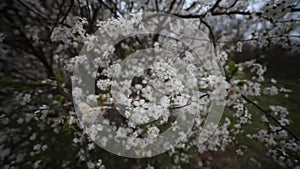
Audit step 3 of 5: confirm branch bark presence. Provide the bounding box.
[241,95,300,142]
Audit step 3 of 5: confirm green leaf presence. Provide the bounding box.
[54,73,63,83]
[54,94,65,103]
[225,60,238,81]
[0,76,13,88]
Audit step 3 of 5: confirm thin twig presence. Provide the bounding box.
[17,0,49,20]
[201,19,217,49]
[209,0,222,13]
[241,94,300,142]
[168,93,209,110]
[60,0,74,24]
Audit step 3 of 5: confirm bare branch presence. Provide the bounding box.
[291,8,300,12]
[209,0,222,13]
[201,19,217,49]
[17,0,50,20]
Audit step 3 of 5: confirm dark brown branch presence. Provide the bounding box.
[174,11,255,18]
[107,0,123,17]
[155,0,159,12]
[60,0,74,24]
[228,0,238,8]
[168,94,209,110]
[85,0,92,23]
[176,7,299,19]
[291,8,300,12]
[201,19,217,49]
[168,0,177,13]
[241,95,300,142]
[48,0,66,38]
[209,0,222,13]
[3,12,54,77]
[185,2,197,11]
[16,0,50,20]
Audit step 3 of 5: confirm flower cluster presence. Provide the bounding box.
[1,0,299,168]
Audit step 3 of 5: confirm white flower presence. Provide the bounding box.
[20,93,31,106]
[199,75,230,104]
[236,42,243,52]
[263,86,278,96]
[50,26,72,42]
[145,164,154,169]
[160,96,170,108]
[133,99,146,107]
[129,111,150,124]
[270,78,277,84]
[0,32,5,43]
[106,63,121,77]
[172,95,189,107]
[97,79,111,90]
[236,148,244,156]
[147,126,160,138]
[148,105,163,120]
[278,117,289,126]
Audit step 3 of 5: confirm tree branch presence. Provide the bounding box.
[201,19,217,49]
[17,0,50,20]
[209,0,222,13]
[291,8,300,12]
[241,95,300,142]
[168,94,209,110]
[60,0,74,24]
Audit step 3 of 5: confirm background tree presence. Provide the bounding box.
[0,0,299,169]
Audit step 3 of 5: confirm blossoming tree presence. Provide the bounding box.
[0,0,299,168]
